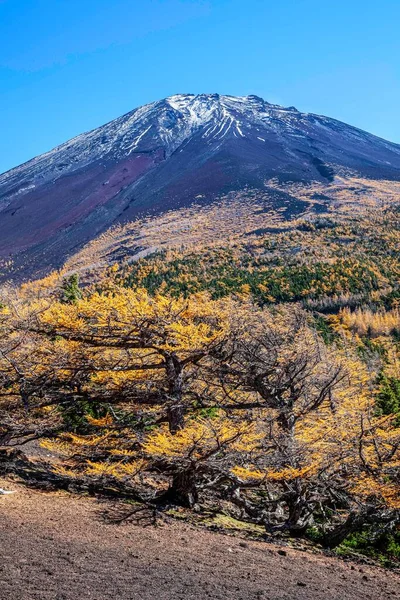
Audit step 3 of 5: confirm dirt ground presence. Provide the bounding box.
[0,478,399,600]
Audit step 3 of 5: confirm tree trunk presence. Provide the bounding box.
[165,353,185,434]
[167,404,185,434]
[169,469,198,508]
[322,507,374,548]
[286,503,310,535]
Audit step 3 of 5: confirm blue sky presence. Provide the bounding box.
[1,0,399,174]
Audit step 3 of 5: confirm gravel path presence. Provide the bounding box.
[0,478,399,600]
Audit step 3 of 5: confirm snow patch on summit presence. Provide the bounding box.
[2,92,400,200]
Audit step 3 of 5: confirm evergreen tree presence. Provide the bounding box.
[376,374,400,417]
[60,274,82,304]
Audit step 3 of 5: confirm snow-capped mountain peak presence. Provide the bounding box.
[0,93,308,190]
[1,93,400,282]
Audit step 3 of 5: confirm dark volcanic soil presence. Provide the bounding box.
[3,93,400,283]
[0,478,399,600]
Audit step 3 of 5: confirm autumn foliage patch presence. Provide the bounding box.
[0,274,399,554]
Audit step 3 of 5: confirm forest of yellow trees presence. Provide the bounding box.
[1,256,399,563]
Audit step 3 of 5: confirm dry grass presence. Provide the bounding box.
[63,175,400,282]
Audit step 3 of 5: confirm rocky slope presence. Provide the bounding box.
[1,93,400,280]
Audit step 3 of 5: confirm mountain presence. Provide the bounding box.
[1,93,400,281]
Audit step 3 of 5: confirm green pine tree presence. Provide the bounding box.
[60,274,82,304]
[376,373,400,420]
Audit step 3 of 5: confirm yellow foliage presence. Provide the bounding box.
[143,417,262,459]
[86,414,114,427]
[85,459,146,479]
[231,466,265,481]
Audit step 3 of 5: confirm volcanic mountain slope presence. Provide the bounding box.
[1,93,400,280]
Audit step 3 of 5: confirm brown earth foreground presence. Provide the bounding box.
[0,478,399,600]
